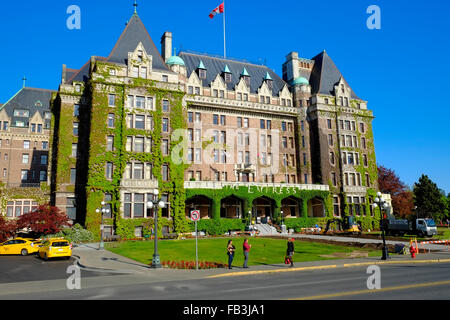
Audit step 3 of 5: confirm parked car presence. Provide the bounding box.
[38,239,72,261]
[0,238,41,256]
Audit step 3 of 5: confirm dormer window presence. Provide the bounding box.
[264,72,273,91]
[197,60,207,80]
[241,68,250,87]
[137,50,143,63]
[223,65,232,83]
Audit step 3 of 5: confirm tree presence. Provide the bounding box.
[377,165,414,218]
[0,215,17,242]
[16,205,71,237]
[413,175,446,222]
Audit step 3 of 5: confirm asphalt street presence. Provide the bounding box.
[1,255,449,300]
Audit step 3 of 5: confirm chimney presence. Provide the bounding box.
[161,31,173,63]
[284,52,300,83]
[62,64,67,84]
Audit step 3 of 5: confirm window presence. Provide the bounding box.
[330,152,335,165]
[194,129,201,142]
[281,122,287,132]
[106,162,114,180]
[363,154,368,167]
[260,119,265,129]
[162,100,170,112]
[237,117,242,128]
[135,115,145,129]
[162,118,169,132]
[40,155,48,165]
[133,163,144,180]
[360,123,365,133]
[71,144,77,157]
[74,104,80,117]
[243,118,249,128]
[188,112,193,123]
[135,96,146,109]
[106,136,114,151]
[134,194,145,218]
[134,137,144,153]
[267,120,272,130]
[107,114,115,128]
[140,67,147,79]
[3,121,8,131]
[195,148,202,162]
[282,137,287,148]
[24,140,30,149]
[108,94,116,107]
[42,141,49,150]
[22,154,29,164]
[327,119,332,129]
[124,193,132,218]
[162,165,169,181]
[162,75,168,82]
[198,69,206,79]
[70,169,76,184]
[213,114,219,125]
[331,172,337,186]
[220,115,226,126]
[361,137,366,149]
[195,113,201,123]
[162,139,169,156]
[328,134,333,146]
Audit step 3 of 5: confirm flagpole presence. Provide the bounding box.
[223,1,227,59]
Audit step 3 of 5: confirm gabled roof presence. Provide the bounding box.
[309,51,360,100]
[106,14,169,71]
[179,52,287,96]
[0,87,54,127]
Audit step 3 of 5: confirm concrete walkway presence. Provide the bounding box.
[72,240,450,281]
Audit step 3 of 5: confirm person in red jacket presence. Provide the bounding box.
[243,239,251,269]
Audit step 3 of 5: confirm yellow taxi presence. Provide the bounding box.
[38,238,72,261]
[0,238,41,256]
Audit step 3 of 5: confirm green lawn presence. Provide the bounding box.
[106,237,379,267]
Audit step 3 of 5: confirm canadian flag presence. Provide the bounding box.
[209,2,225,19]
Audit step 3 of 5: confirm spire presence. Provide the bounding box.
[133,0,138,15]
[22,76,27,88]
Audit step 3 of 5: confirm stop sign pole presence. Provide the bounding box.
[191,210,200,270]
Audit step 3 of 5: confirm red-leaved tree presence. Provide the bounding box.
[378,165,414,218]
[16,205,71,236]
[0,215,17,242]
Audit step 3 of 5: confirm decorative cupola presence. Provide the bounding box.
[197,60,207,80]
[166,51,186,76]
[264,72,273,91]
[240,67,250,87]
[222,65,232,83]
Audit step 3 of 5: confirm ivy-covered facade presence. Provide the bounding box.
[48,11,384,238]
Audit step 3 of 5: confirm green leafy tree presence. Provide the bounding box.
[413,175,446,222]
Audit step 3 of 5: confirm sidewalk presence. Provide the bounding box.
[72,242,450,280]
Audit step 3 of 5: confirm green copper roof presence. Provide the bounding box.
[223,65,231,73]
[241,67,250,76]
[166,55,185,66]
[198,60,206,69]
[264,72,273,81]
[292,76,309,86]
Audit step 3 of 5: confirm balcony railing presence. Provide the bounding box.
[184,180,329,192]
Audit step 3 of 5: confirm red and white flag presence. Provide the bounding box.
[209,2,224,19]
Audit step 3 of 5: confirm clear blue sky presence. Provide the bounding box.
[1,0,449,193]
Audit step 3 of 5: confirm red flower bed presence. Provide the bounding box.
[157,260,227,269]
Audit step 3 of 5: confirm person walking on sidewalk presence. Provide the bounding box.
[243,239,251,269]
[227,240,236,269]
[286,238,295,267]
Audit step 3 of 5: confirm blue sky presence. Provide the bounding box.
[1,0,449,193]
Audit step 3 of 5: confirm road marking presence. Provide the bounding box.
[206,265,338,278]
[293,279,450,300]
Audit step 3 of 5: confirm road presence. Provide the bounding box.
[1,255,450,301]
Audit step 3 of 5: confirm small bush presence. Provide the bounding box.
[190,219,246,236]
[50,224,94,243]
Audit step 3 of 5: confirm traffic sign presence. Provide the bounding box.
[190,210,200,222]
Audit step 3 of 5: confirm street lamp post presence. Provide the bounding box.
[374,192,389,260]
[147,189,166,269]
[96,201,110,250]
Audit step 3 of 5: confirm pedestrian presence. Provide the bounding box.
[243,239,251,269]
[227,240,235,269]
[447,218,450,229]
[286,238,295,267]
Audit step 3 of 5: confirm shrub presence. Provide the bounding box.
[191,219,246,236]
[0,215,17,242]
[17,204,70,237]
[50,224,94,243]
